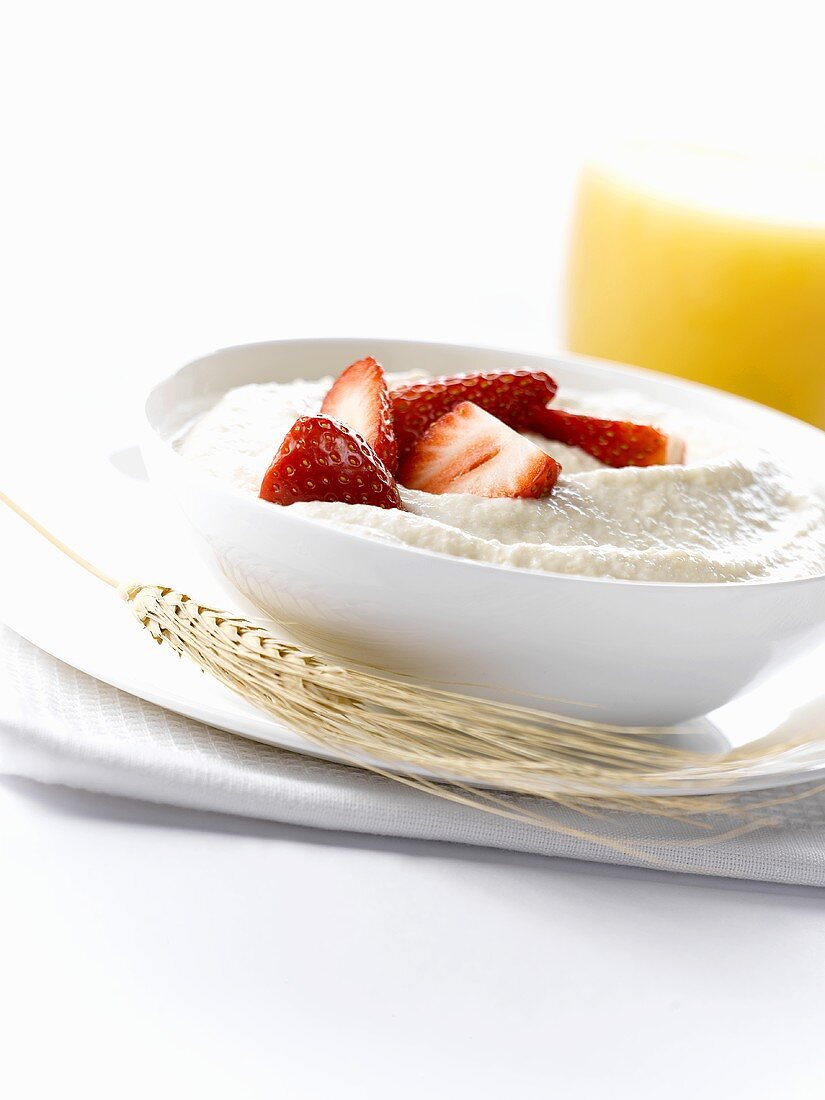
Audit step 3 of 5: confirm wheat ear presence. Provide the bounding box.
[3,487,822,867]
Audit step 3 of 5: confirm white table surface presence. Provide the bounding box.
[4,4,825,1095]
[3,776,825,1099]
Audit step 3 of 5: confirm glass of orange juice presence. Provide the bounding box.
[563,143,825,429]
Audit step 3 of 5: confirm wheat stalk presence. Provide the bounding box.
[121,582,704,792]
[3,487,823,866]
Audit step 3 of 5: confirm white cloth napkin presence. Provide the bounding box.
[3,624,825,886]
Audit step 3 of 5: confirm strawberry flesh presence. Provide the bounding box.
[260,415,402,509]
[528,407,685,468]
[321,357,398,472]
[391,370,558,457]
[399,401,561,498]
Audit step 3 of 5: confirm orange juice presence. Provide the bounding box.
[564,145,825,428]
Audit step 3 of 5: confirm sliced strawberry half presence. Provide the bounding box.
[260,415,402,509]
[527,407,685,468]
[398,401,561,499]
[390,369,558,457]
[321,357,398,472]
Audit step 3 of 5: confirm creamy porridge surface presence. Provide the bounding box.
[178,375,825,583]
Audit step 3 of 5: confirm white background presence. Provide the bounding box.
[3,2,825,1097]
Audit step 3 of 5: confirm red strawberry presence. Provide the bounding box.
[260,415,402,509]
[527,407,685,468]
[399,401,561,498]
[390,370,558,457]
[321,357,398,472]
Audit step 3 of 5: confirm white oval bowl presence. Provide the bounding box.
[143,337,825,727]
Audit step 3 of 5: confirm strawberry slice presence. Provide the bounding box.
[398,401,561,498]
[528,407,685,468]
[321,357,398,472]
[260,415,402,509]
[390,369,558,457]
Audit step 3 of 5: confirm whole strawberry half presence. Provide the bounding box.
[390,370,558,457]
[527,407,685,468]
[399,401,561,499]
[321,356,398,472]
[260,415,402,509]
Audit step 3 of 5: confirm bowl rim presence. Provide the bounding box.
[144,334,825,593]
